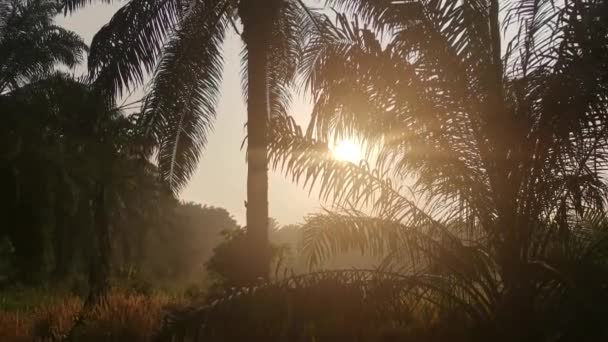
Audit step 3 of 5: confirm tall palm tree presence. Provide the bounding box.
[61,0,319,281]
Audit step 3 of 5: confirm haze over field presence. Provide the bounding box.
[4,0,608,340]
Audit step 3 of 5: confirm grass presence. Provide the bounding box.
[0,288,184,341]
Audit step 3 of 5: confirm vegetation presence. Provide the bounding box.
[62,0,322,282]
[162,0,608,341]
[1,0,608,340]
[0,288,179,341]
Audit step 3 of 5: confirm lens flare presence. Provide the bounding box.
[332,140,362,163]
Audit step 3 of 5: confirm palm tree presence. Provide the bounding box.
[61,0,319,282]
[267,0,608,339]
[0,0,87,282]
[157,0,608,340]
[0,0,87,195]
[2,74,175,302]
[0,0,87,93]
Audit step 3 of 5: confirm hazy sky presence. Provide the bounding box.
[56,4,321,226]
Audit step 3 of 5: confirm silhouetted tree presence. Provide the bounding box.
[265,0,608,340]
[159,0,608,340]
[0,0,87,93]
[141,203,239,282]
[0,72,170,294]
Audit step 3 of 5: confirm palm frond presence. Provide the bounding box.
[266,0,314,117]
[238,0,317,118]
[88,0,186,97]
[0,0,87,92]
[300,209,411,269]
[269,116,460,231]
[140,1,229,192]
[60,0,114,13]
[326,0,423,31]
[157,269,440,342]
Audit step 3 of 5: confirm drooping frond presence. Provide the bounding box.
[157,269,443,341]
[301,13,496,220]
[140,0,229,192]
[87,0,184,97]
[60,0,114,13]
[300,209,424,269]
[238,0,318,118]
[285,2,608,283]
[325,0,423,31]
[267,0,321,117]
[298,209,503,321]
[269,116,454,226]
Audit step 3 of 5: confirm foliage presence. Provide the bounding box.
[60,0,323,285]
[206,220,292,295]
[0,11,238,288]
[137,203,240,284]
[0,0,87,93]
[58,0,317,193]
[0,0,88,284]
[0,72,168,286]
[158,269,470,341]
[161,0,608,340]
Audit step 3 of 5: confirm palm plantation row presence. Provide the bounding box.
[3,0,608,340]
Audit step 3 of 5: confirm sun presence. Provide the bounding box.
[332,139,363,163]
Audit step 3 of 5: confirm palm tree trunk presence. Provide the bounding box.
[87,182,111,306]
[239,0,280,283]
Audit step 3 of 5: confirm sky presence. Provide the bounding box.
[56,3,322,226]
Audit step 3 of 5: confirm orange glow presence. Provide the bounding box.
[332,140,363,163]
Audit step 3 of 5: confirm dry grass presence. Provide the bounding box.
[0,310,32,341]
[0,290,181,341]
[74,292,175,341]
[32,296,82,340]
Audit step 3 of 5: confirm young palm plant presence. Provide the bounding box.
[268,0,608,340]
[159,0,608,340]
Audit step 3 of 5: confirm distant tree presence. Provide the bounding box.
[206,218,290,293]
[142,203,240,282]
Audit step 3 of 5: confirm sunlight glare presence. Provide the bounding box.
[332,140,363,163]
